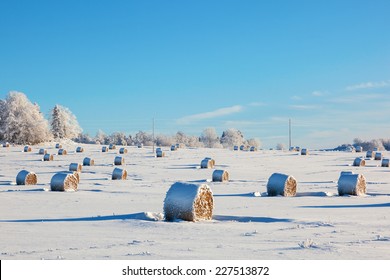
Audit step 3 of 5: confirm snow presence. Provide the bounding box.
[1,145,390,259]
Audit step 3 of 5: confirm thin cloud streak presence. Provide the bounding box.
[346,80,390,91]
[177,105,243,124]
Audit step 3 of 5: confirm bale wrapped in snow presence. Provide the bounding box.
[355,146,363,152]
[50,173,78,192]
[164,182,214,222]
[212,170,229,182]
[55,143,62,149]
[289,147,296,151]
[250,146,257,152]
[114,156,125,165]
[76,147,84,153]
[112,168,127,180]
[301,148,308,155]
[266,173,297,197]
[337,173,366,196]
[171,145,177,151]
[382,159,390,167]
[69,163,82,172]
[366,151,374,158]
[24,145,32,152]
[43,154,54,161]
[176,143,180,149]
[109,144,116,150]
[83,157,94,166]
[375,152,382,161]
[58,149,67,155]
[201,158,214,169]
[340,171,354,176]
[38,148,47,155]
[102,146,109,152]
[3,142,10,148]
[240,145,245,151]
[353,157,365,167]
[16,170,38,185]
[156,150,165,158]
[119,147,128,154]
[233,145,239,151]
[138,144,143,148]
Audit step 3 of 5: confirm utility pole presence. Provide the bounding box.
[152,117,155,154]
[289,118,292,149]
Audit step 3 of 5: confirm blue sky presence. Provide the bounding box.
[1,0,389,149]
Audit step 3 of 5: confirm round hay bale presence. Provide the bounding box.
[201,158,214,169]
[240,145,245,151]
[340,171,354,176]
[24,146,32,152]
[55,143,62,149]
[212,170,229,182]
[76,147,84,153]
[114,156,125,165]
[64,171,80,183]
[250,146,257,152]
[3,142,10,148]
[355,146,363,152]
[16,170,38,185]
[156,150,165,158]
[83,157,94,166]
[119,147,128,154]
[58,149,67,155]
[43,154,54,161]
[366,151,374,158]
[69,163,82,172]
[38,148,47,155]
[375,152,382,161]
[164,182,214,222]
[233,145,239,151]
[109,144,116,150]
[102,146,109,152]
[138,144,143,148]
[301,148,308,155]
[266,173,297,197]
[353,157,365,167]
[112,167,127,180]
[171,145,177,151]
[337,173,366,196]
[50,173,78,192]
[176,143,180,149]
[382,158,390,167]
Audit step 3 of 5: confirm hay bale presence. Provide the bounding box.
[366,151,374,158]
[138,144,143,148]
[24,145,32,152]
[114,156,125,165]
[340,171,354,176]
[58,149,67,155]
[50,173,78,192]
[212,170,229,182]
[353,157,365,167]
[83,157,94,166]
[102,146,109,152]
[176,143,180,149]
[375,152,382,161]
[16,170,38,185]
[355,146,363,152]
[266,173,297,197]
[250,146,257,152]
[382,159,389,167]
[38,148,47,155]
[337,173,366,196]
[156,150,165,157]
[171,145,177,151]
[240,145,245,151]
[55,143,62,149]
[233,145,239,151]
[109,144,116,150]
[76,147,84,153]
[64,171,80,183]
[69,163,82,172]
[3,142,10,148]
[119,147,128,154]
[201,158,215,169]
[164,182,214,222]
[43,154,54,161]
[301,148,308,155]
[112,167,127,180]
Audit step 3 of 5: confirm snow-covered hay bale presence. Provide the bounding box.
[366,151,374,158]
[119,147,128,154]
[353,157,365,167]
[212,170,229,182]
[301,148,308,155]
[16,170,38,185]
[341,171,354,176]
[156,150,165,158]
[55,143,62,149]
[69,163,82,172]
[171,145,177,151]
[355,146,363,152]
[76,147,84,153]
[3,142,10,148]
[201,158,214,169]
[114,156,125,165]
[64,171,80,183]
[112,168,127,180]
[38,148,47,155]
[266,173,297,197]
[58,149,67,155]
[50,173,78,192]
[109,144,116,150]
[240,145,245,151]
[375,152,382,161]
[43,154,54,161]
[164,182,214,222]
[24,145,32,152]
[83,157,94,166]
[138,144,143,148]
[337,173,366,196]
[382,159,389,167]
[102,146,109,152]
[233,145,239,151]
[250,146,257,152]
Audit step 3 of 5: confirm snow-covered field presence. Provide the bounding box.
[1,143,390,260]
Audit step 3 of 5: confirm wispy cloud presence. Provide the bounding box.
[345,80,390,91]
[177,105,243,124]
[330,93,386,104]
[312,91,325,97]
[289,104,319,110]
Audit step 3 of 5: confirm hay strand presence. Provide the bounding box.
[24,146,32,152]
[114,156,125,165]
[112,168,127,180]
[83,157,94,166]
[119,147,128,154]
[337,173,366,196]
[353,157,365,167]
[16,170,38,185]
[212,170,229,182]
[76,147,84,153]
[39,148,47,155]
[164,182,214,222]
[267,173,297,197]
[43,154,54,161]
[50,173,78,192]
[69,163,82,172]
[58,149,67,155]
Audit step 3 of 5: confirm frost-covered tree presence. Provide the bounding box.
[0,99,6,140]
[276,143,285,150]
[156,134,174,147]
[50,105,82,140]
[200,127,221,148]
[220,128,244,148]
[134,131,154,146]
[109,132,128,146]
[246,138,262,149]
[0,91,52,144]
